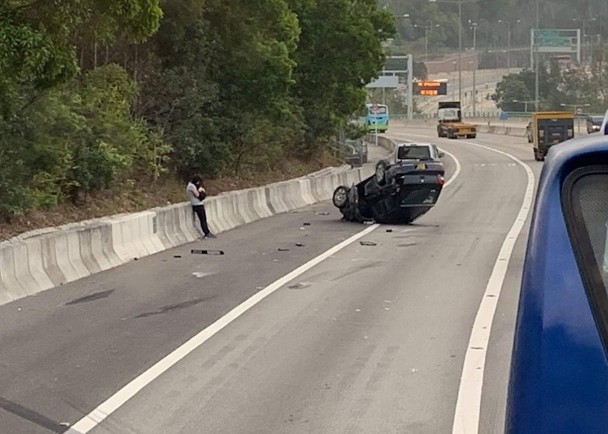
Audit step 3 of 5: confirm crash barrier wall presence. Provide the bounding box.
[0,165,372,308]
[475,125,527,137]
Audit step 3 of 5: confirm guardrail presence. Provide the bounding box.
[0,162,377,307]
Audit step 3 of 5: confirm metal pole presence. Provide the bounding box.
[583,21,586,64]
[425,27,429,61]
[507,22,511,70]
[458,0,462,102]
[472,61,476,116]
[407,54,414,120]
[473,24,477,51]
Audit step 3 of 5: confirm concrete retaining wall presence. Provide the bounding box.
[0,164,369,307]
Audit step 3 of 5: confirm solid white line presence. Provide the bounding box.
[392,130,535,433]
[450,141,534,434]
[439,147,461,188]
[66,223,380,434]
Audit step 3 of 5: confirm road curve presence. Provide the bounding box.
[0,126,542,434]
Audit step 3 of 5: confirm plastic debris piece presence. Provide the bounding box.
[359,241,377,246]
[191,249,225,255]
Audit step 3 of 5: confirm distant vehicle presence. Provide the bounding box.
[506,134,608,434]
[333,143,445,224]
[529,111,575,161]
[365,103,389,133]
[586,115,604,133]
[436,101,477,139]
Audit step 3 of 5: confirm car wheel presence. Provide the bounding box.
[375,160,389,185]
[332,185,349,208]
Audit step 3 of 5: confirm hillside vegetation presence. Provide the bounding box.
[0,0,395,237]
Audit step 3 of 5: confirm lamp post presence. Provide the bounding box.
[414,23,441,61]
[498,19,520,70]
[470,22,478,50]
[429,0,478,103]
[452,61,457,99]
[468,60,477,116]
[573,18,596,63]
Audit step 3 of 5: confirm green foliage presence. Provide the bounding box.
[288,0,396,151]
[0,0,402,222]
[492,58,608,113]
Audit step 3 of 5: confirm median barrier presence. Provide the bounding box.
[0,159,379,307]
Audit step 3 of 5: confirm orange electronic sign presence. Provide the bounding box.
[415,80,447,96]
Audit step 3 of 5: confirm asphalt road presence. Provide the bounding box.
[0,127,542,434]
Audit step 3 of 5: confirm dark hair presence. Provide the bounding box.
[191,174,203,185]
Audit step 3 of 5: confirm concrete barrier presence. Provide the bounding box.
[0,161,373,307]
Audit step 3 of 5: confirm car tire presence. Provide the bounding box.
[375,160,389,185]
[332,185,349,208]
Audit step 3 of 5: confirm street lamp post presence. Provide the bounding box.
[470,22,478,51]
[469,60,477,116]
[430,0,477,103]
[573,18,596,63]
[499,19,520,70]
[414,23,441,61]
[452,61,457,100]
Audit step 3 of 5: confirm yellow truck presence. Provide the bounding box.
[529,111,575,161]
[436,101,477,139]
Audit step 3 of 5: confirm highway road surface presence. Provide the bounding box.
[0,125,541,434]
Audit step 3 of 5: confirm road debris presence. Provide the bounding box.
[191,249,225,255]
[359,241,377,246]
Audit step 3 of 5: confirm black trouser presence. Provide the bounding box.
[192,205,211,236]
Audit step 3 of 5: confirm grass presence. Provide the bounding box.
[0,153,340,241]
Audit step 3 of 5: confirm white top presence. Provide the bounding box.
[187,182,204,206]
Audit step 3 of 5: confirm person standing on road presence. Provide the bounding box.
[187,175,216,239]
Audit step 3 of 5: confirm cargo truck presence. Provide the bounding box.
[529,111,575,161]
[436,101,477,139]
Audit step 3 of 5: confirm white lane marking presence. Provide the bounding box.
[439,147,461,188]
[450,141,534,434]
[66,224,380,434]
[393,131,535,434]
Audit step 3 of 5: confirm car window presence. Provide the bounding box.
[563,167,608,345]
[397,146,431,160]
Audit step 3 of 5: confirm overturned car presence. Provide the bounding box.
[333,143,446,224]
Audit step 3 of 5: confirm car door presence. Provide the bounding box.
[506,134,608,434]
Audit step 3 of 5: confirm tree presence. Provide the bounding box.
[288,0,396,153]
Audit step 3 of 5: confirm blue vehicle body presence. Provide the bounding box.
[365,103,389,133]
[506,135,608,433]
